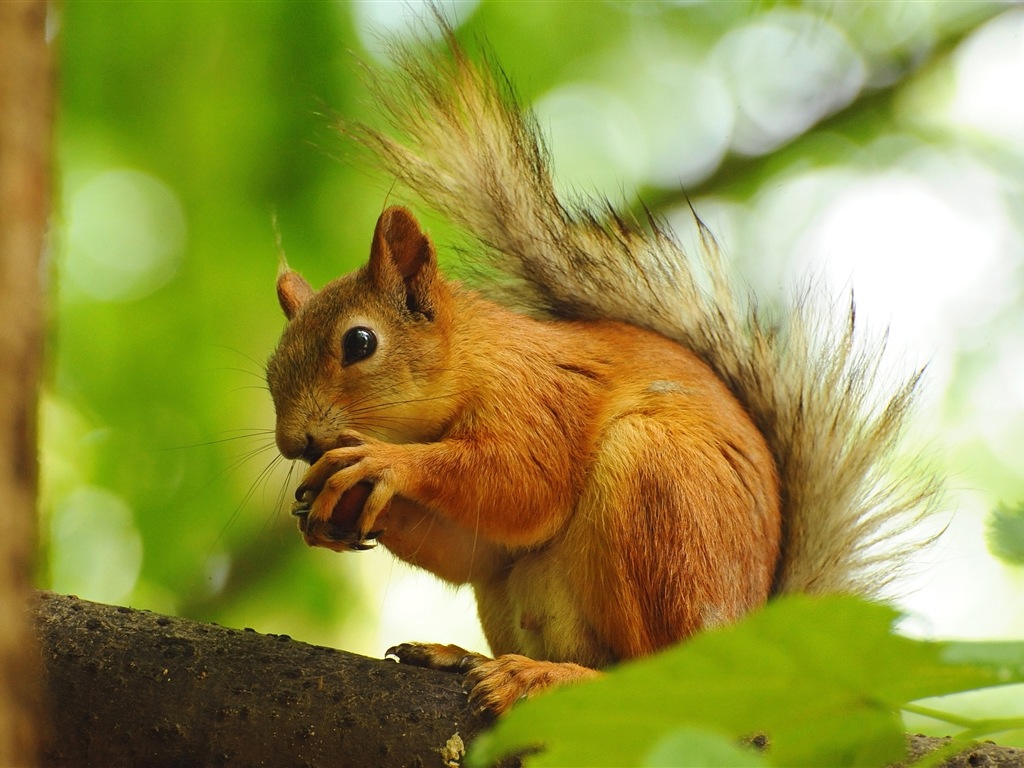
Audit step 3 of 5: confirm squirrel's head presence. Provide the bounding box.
[267,206,457,463]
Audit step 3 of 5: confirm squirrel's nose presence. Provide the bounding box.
[278,427,359,464]
[276,428,327,464]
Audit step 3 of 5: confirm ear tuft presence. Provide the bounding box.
[277,270,314,320]
[369,206,441,318]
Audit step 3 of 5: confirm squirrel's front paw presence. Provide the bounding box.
[291,482,383,551]
[293,436,400,551]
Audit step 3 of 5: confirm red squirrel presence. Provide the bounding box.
[265,19,939,715]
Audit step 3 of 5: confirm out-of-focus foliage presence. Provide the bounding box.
[48,2,381,641]
[47,0,1024,666]
[470,596,1024,767]
[988,504,1024,566]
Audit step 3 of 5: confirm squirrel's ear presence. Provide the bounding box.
[369,206,441,319]
[277,270,314,320]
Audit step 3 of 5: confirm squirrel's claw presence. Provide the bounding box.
[349,528,384,550]
[322,524,378,550]
[291,487,316,519]
[385,642,487,674]
[312,522,384,551]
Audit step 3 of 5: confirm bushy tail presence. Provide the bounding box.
[346,16,942,597]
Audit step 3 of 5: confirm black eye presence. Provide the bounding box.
[342,326,377,366]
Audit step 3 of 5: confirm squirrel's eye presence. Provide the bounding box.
[342,326,377,366]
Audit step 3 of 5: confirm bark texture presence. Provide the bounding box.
[35,592,497,768]
[900,735,1024,768]
[0,0,52,764]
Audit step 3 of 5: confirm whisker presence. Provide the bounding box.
[468,501,480,585]
[210,344,269,375]
[160,432,276,451]
[155,425,274,449]
[229,384,272,394]
[347,389,472,416]
[351,425,397,442]
[256,458,300,539]
[335,360,462,411]
[404,510,439,564]
[212,365,270,383]
[214,451,288,548]
[223,442,279,473]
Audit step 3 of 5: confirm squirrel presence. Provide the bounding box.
[265,17,940,716]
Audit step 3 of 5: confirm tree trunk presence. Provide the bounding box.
[0,1,53,764]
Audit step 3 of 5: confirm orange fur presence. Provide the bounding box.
[267,207,781,713]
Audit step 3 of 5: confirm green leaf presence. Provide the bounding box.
[987,504,1024,566]
[468,595,1023,768]
[642,728,768,768]
[940,639,1024,673]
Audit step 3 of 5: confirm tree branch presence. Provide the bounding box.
[34,592,499,768]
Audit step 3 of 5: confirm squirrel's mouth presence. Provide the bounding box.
[289,431,363,465]
[300,443,323,465]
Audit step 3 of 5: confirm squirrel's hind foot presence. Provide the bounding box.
[386,642,599,715]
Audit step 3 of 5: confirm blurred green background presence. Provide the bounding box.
[45,0,1024,658]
